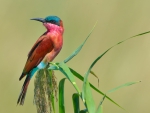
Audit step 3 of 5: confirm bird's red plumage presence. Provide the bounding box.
[20,30,63,80]
[25,35,53,72]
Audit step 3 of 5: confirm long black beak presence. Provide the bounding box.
[30,18,45,23]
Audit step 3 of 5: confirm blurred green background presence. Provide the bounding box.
[1,0,150,113]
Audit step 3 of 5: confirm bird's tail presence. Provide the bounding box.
[17,75,30,105]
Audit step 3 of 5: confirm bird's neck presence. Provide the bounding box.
[43,23,64,35]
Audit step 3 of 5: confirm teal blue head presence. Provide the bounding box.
[31,16,63,27]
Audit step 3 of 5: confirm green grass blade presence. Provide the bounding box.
[80,30,149,109]
[82,79,96,113]
[95,81,141,113]
[107,81,141,94]
[70,68,84,81]
[59,78,66,113]
[64,21,97,63]
[125,30,150,39]
[95,105,103,113]
[85,30,150,80]
[82,51,106,110]
[79,110,87,113]
[70,68,124,110]
[96,95,106,113]
[48,62,59,70]
[83,49,110,93]
[72,93,80,113]
[58,62,81,94]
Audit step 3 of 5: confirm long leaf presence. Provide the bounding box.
[59,78,66,113]
[64,21,97,63]
[72,93,80,113]
[82,49,110,103]
[85,30,150,80]
[81,31,149,109]
[82,79,96,113]
[107,81,141,94]
[69,68,124,109]
[96,94,106,113]
[95,105,103,113]
[79,110,87,113]
[49,64,124,110]
[96,81,141,113]
[58,62,81,94]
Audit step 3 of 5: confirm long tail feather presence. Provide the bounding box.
[19,73,26,81]
[17,75,30,105]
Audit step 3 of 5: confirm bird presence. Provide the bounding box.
[17,16,64,105]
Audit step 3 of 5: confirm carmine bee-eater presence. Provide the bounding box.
[17,16,64,105]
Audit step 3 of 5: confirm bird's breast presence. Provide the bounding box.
[48,31,63,52]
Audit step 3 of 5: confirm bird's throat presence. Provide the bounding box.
[43,23,64,35]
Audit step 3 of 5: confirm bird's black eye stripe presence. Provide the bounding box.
[49,20,56,24]
[45,19,60,26]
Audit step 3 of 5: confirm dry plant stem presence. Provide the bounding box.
[34,69,58,113]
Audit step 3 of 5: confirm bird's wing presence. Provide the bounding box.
[19,33,53,80]
[28,32,48,58]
